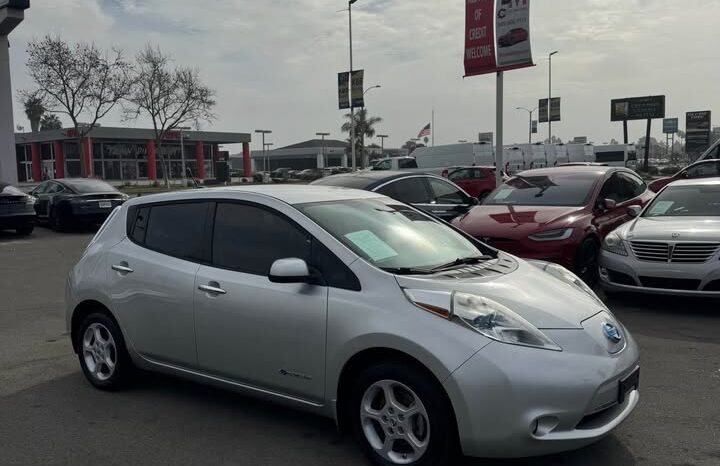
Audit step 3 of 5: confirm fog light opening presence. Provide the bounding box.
[531,416,560,437]
[599,267,609,278]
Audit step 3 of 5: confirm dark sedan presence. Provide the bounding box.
[311,171,478,222]
[0,182,36,236]
[30,179,128,231]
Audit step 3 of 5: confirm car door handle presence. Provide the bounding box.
[111,264,134,274]
[199,284,227,295]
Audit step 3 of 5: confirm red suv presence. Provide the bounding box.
[648,159,720,192]
[443,166,497,200]
[452,166,654,283]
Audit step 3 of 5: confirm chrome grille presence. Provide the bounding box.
[630,241,720,264]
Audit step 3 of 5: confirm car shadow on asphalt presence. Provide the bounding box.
[0,369,639,466]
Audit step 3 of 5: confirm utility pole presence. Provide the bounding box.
[348,0,358,171]
[377,134,388,157]
[178,126,191,185]
[255,129,272,178]
[316,132,330,168]
[516,107,537,145]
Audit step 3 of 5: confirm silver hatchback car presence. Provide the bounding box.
[67,186,639,465]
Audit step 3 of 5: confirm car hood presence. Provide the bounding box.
[395,256,603,329]
[618,216,720,242]
[453,205,586,239]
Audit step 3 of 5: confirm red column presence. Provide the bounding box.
[53,141,65,179]
[195,141,205,179]
[242,142,251,177]
[81,137,94,177]
[146,140,157,180]
[31,143,42,182]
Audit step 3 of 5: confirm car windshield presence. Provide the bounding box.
[643,185,720,217]
[484,173,597,207]
[64,179,118,194]
[297,198,490,272]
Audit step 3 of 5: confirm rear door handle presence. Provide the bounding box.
[199,284,227,295]
[111,264,134,274]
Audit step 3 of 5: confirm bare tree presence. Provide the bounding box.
[126,45,216,186]
[24,36,133,177]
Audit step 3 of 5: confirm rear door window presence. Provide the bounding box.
[448,169,472,181]
[377,178,432,204]
[687,161,720,178]
[144,202,209,261]
[428,178,468,205]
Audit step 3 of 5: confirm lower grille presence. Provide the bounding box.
[639,276,701,291]
[703,280,720,292]
[607,270,636,286]
[0,196,26,205]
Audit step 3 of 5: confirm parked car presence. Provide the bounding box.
[697,139,720,161]
[30,179,128,231]
[371,157,419,171]
[67,185,639,464]
[498,28,528,47]
[600,178,720,296]
[442,166,497,201]
[0,182,36,236]
[452,166,654,283]
[312,171,478,222]
[648,159,720,192]
[298,168,325,181]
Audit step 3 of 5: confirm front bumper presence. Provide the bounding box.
[444,325,640,458]
[483,237,577,270]
[599,249,720,297]
[0,213,36,230]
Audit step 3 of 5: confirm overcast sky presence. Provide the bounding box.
[8,0,720,152]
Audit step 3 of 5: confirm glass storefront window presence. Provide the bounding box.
[67,161,81,178]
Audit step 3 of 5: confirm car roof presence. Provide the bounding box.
[127,184,385,207]
[312,171,440,190]
[515,165,617,177]
[666,177,720,187]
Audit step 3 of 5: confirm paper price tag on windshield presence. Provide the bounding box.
[648,201,674,216]
[494,188,513,201]
[345,230,398,262]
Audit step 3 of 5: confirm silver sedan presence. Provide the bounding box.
[600,178,720,297]
[66,186,639,465]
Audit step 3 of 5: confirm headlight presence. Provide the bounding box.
[530,261,603,305]
[403,289,562,351]
[528,228,574,242]
[25,196,37,205]
[603,232,628,256]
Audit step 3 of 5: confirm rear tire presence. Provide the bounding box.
[350,362,457,466]
[76,312,134,391]
[49,207,67,232]
[574,238,600,285]
[16,224,34,236]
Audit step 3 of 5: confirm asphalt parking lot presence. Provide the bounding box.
[1,228,718,466]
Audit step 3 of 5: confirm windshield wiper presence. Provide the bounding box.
[380,267,435,276]
[431,256,493,272]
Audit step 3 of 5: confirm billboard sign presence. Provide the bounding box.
[573,136,588,144]
[662,118,679,134]
[538,97,561,123]
[464,0,497,77]
[338,72,350,110]
[611,96,665,121]
[496,0,533,68]
[478,132,494,144]
[350,70,365,108]
[686,111,712,154]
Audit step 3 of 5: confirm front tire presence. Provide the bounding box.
[575,237,600,285]
[350,362,456,466]
[76,312,134,391]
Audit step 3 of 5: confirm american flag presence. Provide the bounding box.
[417,123,431,138]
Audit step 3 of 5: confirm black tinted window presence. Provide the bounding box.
[428,178,467,205]
[212,203,310,276]
[687,161,720,178]
[620,172,646,198]
[145,203,208,261]
[377,178,430,204]
[398,158,418,169]
[64,179,117,193]
[601,173,640,204]
[485,173,596,207]
[311,239,360,291]
[128,206,150,244]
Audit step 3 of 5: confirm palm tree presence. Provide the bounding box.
[341,108,382,168]
[22,92,46,132]
[40,114,63,131]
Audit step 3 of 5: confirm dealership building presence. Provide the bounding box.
[14,127,251,183]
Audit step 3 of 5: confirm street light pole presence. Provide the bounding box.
[516,107,537,145]
[548,51,558,144]
[348,0,357,171]
[316,132,330,168]
[377,134,388,157]
[255,129,272,177]
[177,126,191,185]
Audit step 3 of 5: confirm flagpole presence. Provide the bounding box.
[432,109,435,147]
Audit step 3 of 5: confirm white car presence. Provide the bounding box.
[67,185,639,465]
[600,178,720,296]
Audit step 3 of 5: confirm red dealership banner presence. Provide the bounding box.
[464,0,497,77]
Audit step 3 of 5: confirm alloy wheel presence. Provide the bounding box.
[82,323,117,382]
[360,380,430,465]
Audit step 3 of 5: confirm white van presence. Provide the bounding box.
[594,144,637,167]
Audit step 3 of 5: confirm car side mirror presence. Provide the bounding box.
[604,198,618,210]
[627,205,642,218]
[470,197,480,206]
[269,258,311,284]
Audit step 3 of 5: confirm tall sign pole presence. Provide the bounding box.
[348,1,356,171]
[496,72,504,183]
[0,0,30,184]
